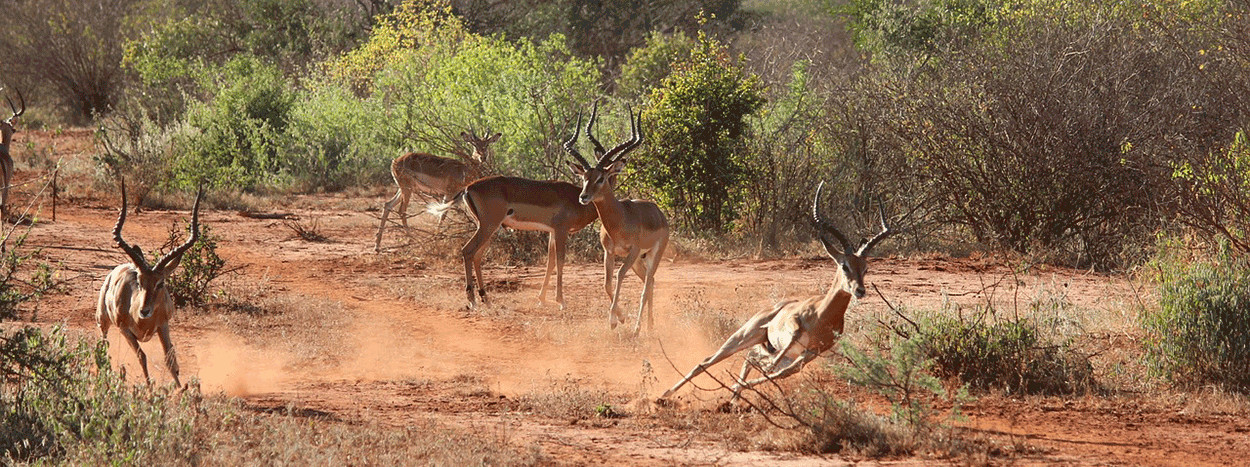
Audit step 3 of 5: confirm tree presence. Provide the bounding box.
[0,0,139,121]
[634,31,764,234]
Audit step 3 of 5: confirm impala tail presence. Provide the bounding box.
[426,190,466,218]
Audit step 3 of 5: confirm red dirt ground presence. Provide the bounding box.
[12,129,1250,465]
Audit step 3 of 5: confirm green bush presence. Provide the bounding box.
[176,55,294,190]
[1143,242,1250,391]
[284,84,395,191]
[0,236,57,322]
[617,31,697,100]
[0,327,197,463]
[634,31,765,233]
[899,295,1093,395]
[152,220,227,307]
[839,337,951,428]
[368,32,599,178]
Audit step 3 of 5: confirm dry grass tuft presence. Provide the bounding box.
[519,375,630,425]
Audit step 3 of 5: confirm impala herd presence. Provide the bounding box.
[70,100,897,402]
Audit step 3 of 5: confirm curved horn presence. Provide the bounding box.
[585,100,607,159]
[811,181,852,255]
[857,204,895,257]
[601,106,643,166]
[113,177,151,271]
[563,112,592,169]
[154,185,205,272]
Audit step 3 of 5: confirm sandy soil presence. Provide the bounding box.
[12,129,1250,465]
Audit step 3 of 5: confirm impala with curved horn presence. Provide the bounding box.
[376,129,501,252]
[565,102,670,336]
[660,182,895,401]
[0,88,24,219]
[96,178,204,386]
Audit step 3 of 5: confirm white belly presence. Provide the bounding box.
[503,217,554,233]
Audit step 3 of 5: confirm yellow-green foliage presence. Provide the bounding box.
[633,31,764,233]
[326,0,471,92]
[1144,241,1250,391]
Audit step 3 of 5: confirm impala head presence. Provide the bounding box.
[0,88,24,145]
[812,182,895,299]
[564,101,643,205]
[112,177,204,318]
[460,129,501,164]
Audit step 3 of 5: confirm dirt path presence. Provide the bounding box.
[17,171,1250,465]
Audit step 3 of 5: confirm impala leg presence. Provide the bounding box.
[375,188,404,252]
[639,237,668,334]
[397,187,412,229]
[553,231,569,309]
[120,328,150,383]
[461,219,501,307]
[602,247,614,301]
[730,351,816,402]
[611,247,640,331]
[634,262,656,337]
[0,161,10,220]
[660,321,770,399]
[158,324,181,387]
[538,233,557,306]
[95,284,111,339]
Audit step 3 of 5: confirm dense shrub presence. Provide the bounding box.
[617,31,698,100]
[738,61,847,251]
[634,31,764,234]
[449,0,741,69]
[854,0,1243,267]
[330,0,600,179]
[175,55,295,190]
[369,33,599,178]
[96,107,182,207]
[893,293,1094,395]
[1171,131,1250,255]
[0,327,197,463]
[284,84,395,191]
[0,236,57,322]
[1143,242,1250,391]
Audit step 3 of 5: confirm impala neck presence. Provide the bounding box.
[590,187,628,235]
[815,270,853,336]
[1,127,12,156]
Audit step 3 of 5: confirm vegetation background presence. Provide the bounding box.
[3,0,1250,462]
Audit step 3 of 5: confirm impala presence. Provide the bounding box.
[432,175,598,309]
[375,130,500,252]
[660,182,895,401]
[96,178,203,386]
[0,88,24,219]
[565,102,670,336]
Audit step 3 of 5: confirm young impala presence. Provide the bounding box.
[565,102,670,336]
[375,130,500,251]
[660,182,895,401]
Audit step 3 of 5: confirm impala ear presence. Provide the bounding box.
[818,234,844,258]
[486,132,501,143]
[160,254,184,275]
[606,160,626,176]
[568,162,587,176]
